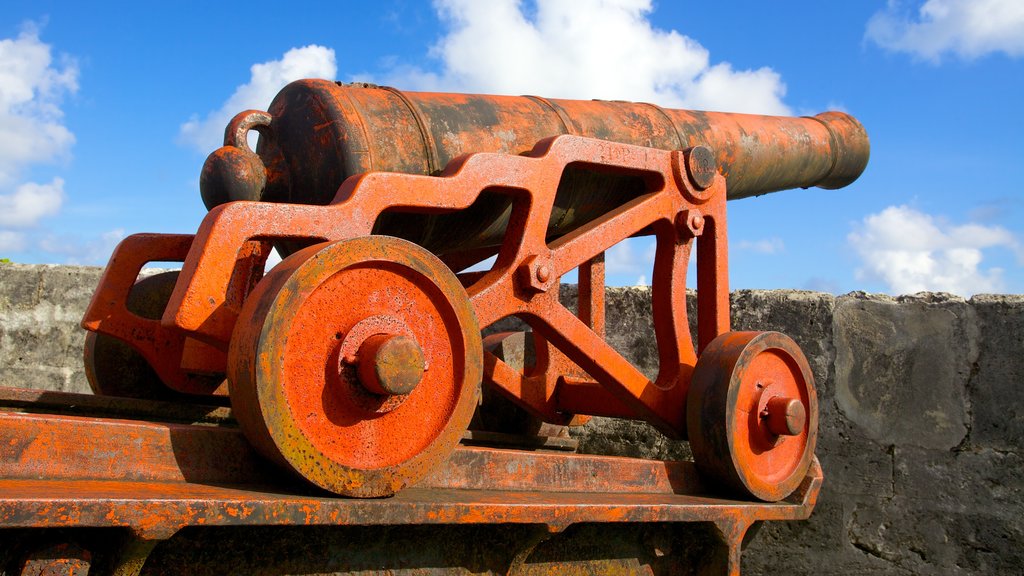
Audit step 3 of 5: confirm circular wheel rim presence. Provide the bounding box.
[687,331,818,502]
[228,236,482,497]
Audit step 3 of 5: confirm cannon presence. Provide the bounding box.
[80,80,869,503]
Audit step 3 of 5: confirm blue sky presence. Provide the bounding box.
[2,0,1022,296]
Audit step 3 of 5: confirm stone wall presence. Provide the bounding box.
[1,263,1021,575]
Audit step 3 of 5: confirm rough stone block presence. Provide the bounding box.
[0,264,43,311]
[0,323,70,369]
[833,293,973,450]
[893,445,1022,516]
[64,367,91,394]
[0,365,70,392]
[817,420,894,498]
[848,500,1024,575]
[37,264,104,312]
[603,286,658,379]
[968,294,1024,451]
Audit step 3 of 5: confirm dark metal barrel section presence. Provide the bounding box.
[201,80,869,256]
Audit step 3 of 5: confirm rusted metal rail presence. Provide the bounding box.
[0,388,821,575]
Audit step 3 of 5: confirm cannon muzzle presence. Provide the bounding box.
[202,80,869,256]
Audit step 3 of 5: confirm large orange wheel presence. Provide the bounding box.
[687,331,818,502]
[228,236,482,497]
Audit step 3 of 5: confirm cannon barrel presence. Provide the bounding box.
[201,80,869,257]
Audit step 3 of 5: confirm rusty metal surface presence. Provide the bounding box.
[6,82,876,573]
[0,407,821,538]
[79,82,870,507]
[84,271,226,402]
[200,81,868,258]
[0,402,821,576]
[227,236,482,497]
[688,332,818,502]
[0,387,231,424]
[80,235,230,397]
[0,477,819,532]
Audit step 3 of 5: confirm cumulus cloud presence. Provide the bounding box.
[0,24,76,253]
[376,0,790,114]
[179,45,337,152]
[867,0,1024,61]
[0,178,64,228]
[0,24,78,187]
[849,205,1021,295]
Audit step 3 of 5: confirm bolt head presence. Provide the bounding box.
[676,210,705,238]
[518,255,556,293]
[536,264,551,282]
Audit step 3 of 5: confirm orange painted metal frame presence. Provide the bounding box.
[84,135,727,440]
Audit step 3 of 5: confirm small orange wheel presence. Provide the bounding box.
[228,236,482,497]
[687,331,818,502]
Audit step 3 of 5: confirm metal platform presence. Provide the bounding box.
[0,388,821,575]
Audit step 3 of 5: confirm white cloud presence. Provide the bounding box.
[849,205,1020,295]
[0,178,64,228]
[0,24,78,187]
[179,45,337,152]
[376,0,790,114]
[867,0,1024,61]
[0,24,75,253]
[735,237,784,255]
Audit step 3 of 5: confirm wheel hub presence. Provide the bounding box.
[356,334,426,396]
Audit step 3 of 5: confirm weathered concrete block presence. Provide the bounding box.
[0,364,78,393]
[36,264,103,312]
[894,445,1022,516]
[0,264,43,311]
[969,294,1024,452]
[0,322,71,368]
[0,264,98,394]
[833,293,973,450]
[743,499,912,575]
[848,500,1024,575]
[731,289,834,360]
[845,445,1024,573]
[603,286,659,379]
[817,420,894,498]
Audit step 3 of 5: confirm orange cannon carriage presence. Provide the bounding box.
[82,80,869,502]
